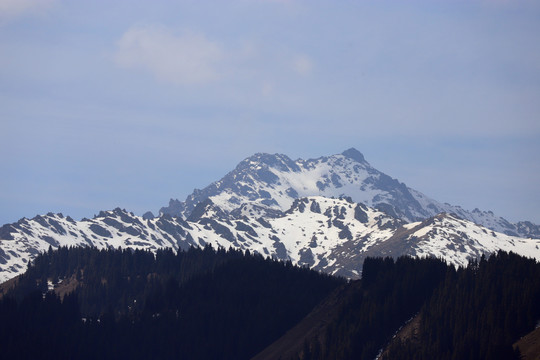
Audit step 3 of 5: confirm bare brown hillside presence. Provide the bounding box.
[515,327,540,360]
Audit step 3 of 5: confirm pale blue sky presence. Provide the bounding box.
[1,0,539,225]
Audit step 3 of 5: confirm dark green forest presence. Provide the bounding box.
[289,252,540,360]
[285,256,450,360]
[1,247,539,360]
[382,252,540,360]
[1,246,342,360]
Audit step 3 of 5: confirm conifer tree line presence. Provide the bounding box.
[1,245,342,359]
[0,246,539,359]
[288,256,450,360]
[290,252,539,360]
[381,251,539,360]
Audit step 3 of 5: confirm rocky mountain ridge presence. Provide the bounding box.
[1,196,539,283]
[2,148,539,283]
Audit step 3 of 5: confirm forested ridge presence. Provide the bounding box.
[272,256,450,360]
[382,251,540,360]
[281,251,540,360]
[0,246,343,359]
[1,246,539,360]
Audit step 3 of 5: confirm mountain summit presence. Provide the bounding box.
[161,149,423,221]
[341,147,366,163]
[161,149,538,238]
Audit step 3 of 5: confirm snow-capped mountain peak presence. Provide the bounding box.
[2,148,539,284]
[160,149,539,238]
[161,149,423,221]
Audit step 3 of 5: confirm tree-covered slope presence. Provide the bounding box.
[382,251,540,360]
[3,246,539,360]
[0,246,343,360]
[256,251,540,360]
[255,256,449,360]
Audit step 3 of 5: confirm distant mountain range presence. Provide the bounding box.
[1,148,539,283]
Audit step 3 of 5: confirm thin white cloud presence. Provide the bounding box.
[0,0,56,20]
[114,25,225,86]
[113,24,318,89]
[292,54,313,76]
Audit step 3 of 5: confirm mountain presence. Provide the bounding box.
[2,196,539,283]
[160,148,540,239]
[2,148,539,284]
[2,148,540,359]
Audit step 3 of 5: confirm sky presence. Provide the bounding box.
[1,0,539,225]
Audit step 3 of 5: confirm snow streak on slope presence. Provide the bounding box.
[366,213,540,269]
[403,214,540,268]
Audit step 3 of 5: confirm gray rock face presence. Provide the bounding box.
[342,147,366,163]
[515,221,540,238]
[142,211,155,220]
